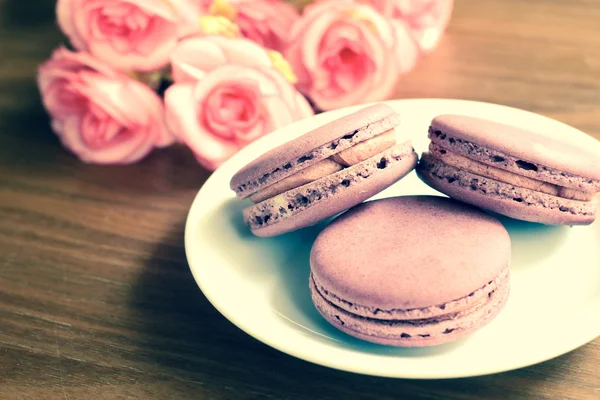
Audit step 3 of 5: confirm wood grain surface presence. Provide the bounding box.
[1,0,599,399]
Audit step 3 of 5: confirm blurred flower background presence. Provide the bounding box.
[39,0,454,170]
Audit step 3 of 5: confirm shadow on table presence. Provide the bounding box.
[0,0,57,28]
[0,97,69,171]
[127,219,582,399]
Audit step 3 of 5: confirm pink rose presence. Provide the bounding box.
[367,0,454,53]
[197,0,215,9]
[56,0,200,72]
[200,0,300,52]
[285,0,419,111]
[38,47,172,164]
[165,36,314,170]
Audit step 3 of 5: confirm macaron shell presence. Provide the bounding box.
[431,115,600,185]
[230,104,400,197]
[310,272,510,347]
[417,156,596,225]
[311,264,507,321]
[249,149,418,237]
[310,196,511,310]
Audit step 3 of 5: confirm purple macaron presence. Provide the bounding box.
[230,104,418,237]
[417,115,600,225]
[309,196,511,347]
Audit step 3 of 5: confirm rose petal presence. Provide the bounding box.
[165,83,238,169]
[57,0,184,71]
[234,0,300,51]
[171,38,228,83]
[59,115,154,164]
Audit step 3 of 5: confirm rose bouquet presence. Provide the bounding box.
[38,0,453,170]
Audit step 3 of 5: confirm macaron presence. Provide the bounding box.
[309,196,511,347]
[230,104,418,237]
[417,115,600,225]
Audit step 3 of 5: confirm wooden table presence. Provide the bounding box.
[1,1,599,398]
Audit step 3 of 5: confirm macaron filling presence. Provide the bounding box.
[428,127,600,193]
[331,128,397,167]
[248,129,399,205]
[249,159,343,203]
[427,144,596,201]
[419,154,597,216]
[244,142,416,230]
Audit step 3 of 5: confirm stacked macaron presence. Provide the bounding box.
[228,103,600,348]
[230,104,418,237]
[416,115,600,225]
[309,196,511,347]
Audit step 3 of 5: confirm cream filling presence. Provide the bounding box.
[429,144,594,201]
[250,159,343,203]
[331,128,397,166]
[250,129,398,204]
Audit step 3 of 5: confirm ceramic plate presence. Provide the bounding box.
[185,99,600,379]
